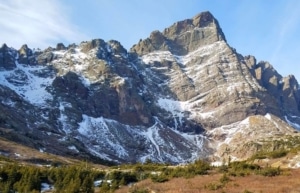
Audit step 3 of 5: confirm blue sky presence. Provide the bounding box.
[0,0,299,81]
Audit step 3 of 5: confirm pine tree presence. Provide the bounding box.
[81,174,94,193]
[63,178,81,193]
[99,182,110,193]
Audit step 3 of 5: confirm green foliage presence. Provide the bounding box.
[0,162,102,193]
[268,150,288,158]
[257,166,281,177]
[0,163,22,192]
[251,149,288,160]
[110,159,210,184]
[225,161,282,178]
[0,156,285,193]
[129,187,150,193]
[165,160,211,179]
[150,173,169,183]
[0,155,12,162]
[218,164,229,173]
[229,161,260,171]
[204,173,230,191]
[132,161,169,172]
[227,161,260,177]
[49,165,97,193]
[99,182,111,192]
[204,182,223,190]
[191,159,211,175]
[250,153,267,160]
[108,171,138,185]
[219,174,230,184]
[13,167,41,192]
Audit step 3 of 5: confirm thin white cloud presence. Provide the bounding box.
[266,1,300,81]
[271,1,300,66]
[0,0,88,49]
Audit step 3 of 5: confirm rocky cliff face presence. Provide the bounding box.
[0,11,300,164]
[131,11,226,56]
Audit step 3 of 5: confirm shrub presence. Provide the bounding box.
[258,166,281,177]
[109,171,138,185]
[219,174,230,184]
[204,183,223,190]
[150,174,168,183]
[230,161,260,171]
[268,150,288,159]
[130,187,150,193]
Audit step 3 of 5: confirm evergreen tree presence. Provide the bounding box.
[63,178,81,193]
[99,182,110,192]
[81,174,94,193]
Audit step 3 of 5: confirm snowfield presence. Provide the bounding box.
[0,55,54,106]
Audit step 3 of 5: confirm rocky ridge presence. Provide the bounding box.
[0,11,300,165]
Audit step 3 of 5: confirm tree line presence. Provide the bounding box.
[0,162,102,193]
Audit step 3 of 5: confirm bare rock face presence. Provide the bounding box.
[245,58,300,120]
[0,11,299,164]
[18,44,37,65]
[56,43,66,51]
[0,44,16,70]
[49,39,153,127]
[131,11,226,56]
[208,114,299,162]
[36,50,55,65]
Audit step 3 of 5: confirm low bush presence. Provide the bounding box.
[268,150,288,159]
[204,182,223,190]
[257,166,281,177]
[150,174,168,183]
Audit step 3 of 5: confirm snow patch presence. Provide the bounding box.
[199,111,215,119]
[0,58,54,106]
[94,180,103,187]
[58,102,73,134]
[265,113,280,129]
[265,113,272,120]
[79,75,91,87]
[157,98,188,129]
[141,41,228,68]
[208,118,249,146]
[288,155,300,168]
[141,51,176,64]
[143,121,162,160]
[292,162,300,168]
[211,161,224,167]
[68,146,79,152]
[285,116,300,130]
[41,182,54,193]
[179,41,227,65]
[240,117,250,125]
[14,153,21,157]
[78,115,129,158]
[1,98,16,107]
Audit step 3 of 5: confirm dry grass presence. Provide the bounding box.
[0,136,107,169]
[116,169,300,193]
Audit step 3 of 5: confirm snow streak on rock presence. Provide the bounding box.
[0,55,54,106]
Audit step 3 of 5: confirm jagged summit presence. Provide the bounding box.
[192,11,216,27]
[131,11,226,55]
[163,11,226,40]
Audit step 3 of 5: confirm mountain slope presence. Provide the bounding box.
[0,11,300,164]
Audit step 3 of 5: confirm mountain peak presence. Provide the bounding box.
[1,43,8,50]
[1,11,300,165]
[192,11,215,27]
[131,11,226,55]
